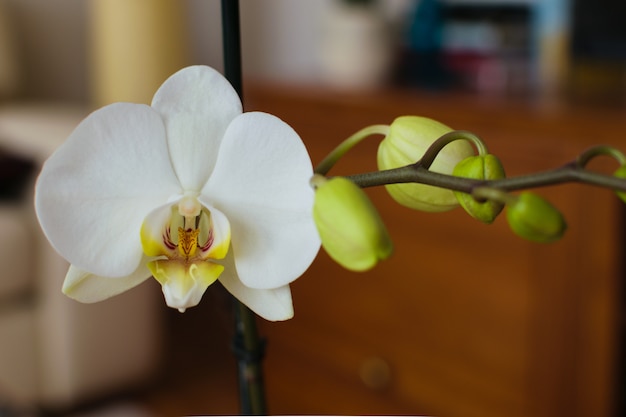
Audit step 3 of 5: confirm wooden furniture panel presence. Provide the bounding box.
[246,86,623,417]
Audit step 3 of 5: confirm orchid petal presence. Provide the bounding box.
[35,103,181,277]
[202,112,320,290]
[218,252,294,321]
[63,264,151,303]
[151,66,242,191]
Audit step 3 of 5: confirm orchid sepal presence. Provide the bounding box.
[62,264,151,303]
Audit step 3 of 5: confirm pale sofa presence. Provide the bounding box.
[0,0,162,413]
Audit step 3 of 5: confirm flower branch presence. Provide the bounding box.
[346,155,626,194]
[317,123,626,196]
[309,119,626,258]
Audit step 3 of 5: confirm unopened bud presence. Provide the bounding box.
[506,192,567,243]
[377,116,474,212]
[613,164,626,204]
[311,175,393,272]
[453,154,506,223]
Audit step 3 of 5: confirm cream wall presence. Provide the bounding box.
[4,0,88,101]
[205,0,415,85]
[3,0,414,103]
[188,0,337,84]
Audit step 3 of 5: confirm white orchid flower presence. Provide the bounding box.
[34,65,320,321]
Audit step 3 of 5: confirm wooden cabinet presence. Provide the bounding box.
[245,86,624,417]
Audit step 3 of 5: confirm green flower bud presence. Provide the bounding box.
[377,116,474,212]
[613,164,626,204]
[506,192,567,243]
[312,175,393,272]
[453,154,506,223]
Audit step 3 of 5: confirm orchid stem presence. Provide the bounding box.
[221,0,242,97]
[347,160,626,194]
[315,124,389,175]
[232,302,267,415]
[341,133,626,194]
[420,130,489,169]
[576,145,626,168]
[221,0,267,414]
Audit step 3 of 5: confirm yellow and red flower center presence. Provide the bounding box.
[140,196,231,312]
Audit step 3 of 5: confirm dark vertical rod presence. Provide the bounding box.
[232,301,267,415]
[220,0,267,415]
[221,0,243,97]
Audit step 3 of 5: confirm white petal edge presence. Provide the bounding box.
[35,103,181,277]
[151,65,243,191]
[218,252,294,321]
[202,112,321,290]
[63,264,151,303]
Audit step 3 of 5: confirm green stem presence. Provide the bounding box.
[472,186,518,204]
[576,145,626,168]
[420,130,489,169]
[346,161,626,194]
[314,124,389,175]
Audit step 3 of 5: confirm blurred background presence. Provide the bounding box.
[3,0,626,103]
[0,0,625,416]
